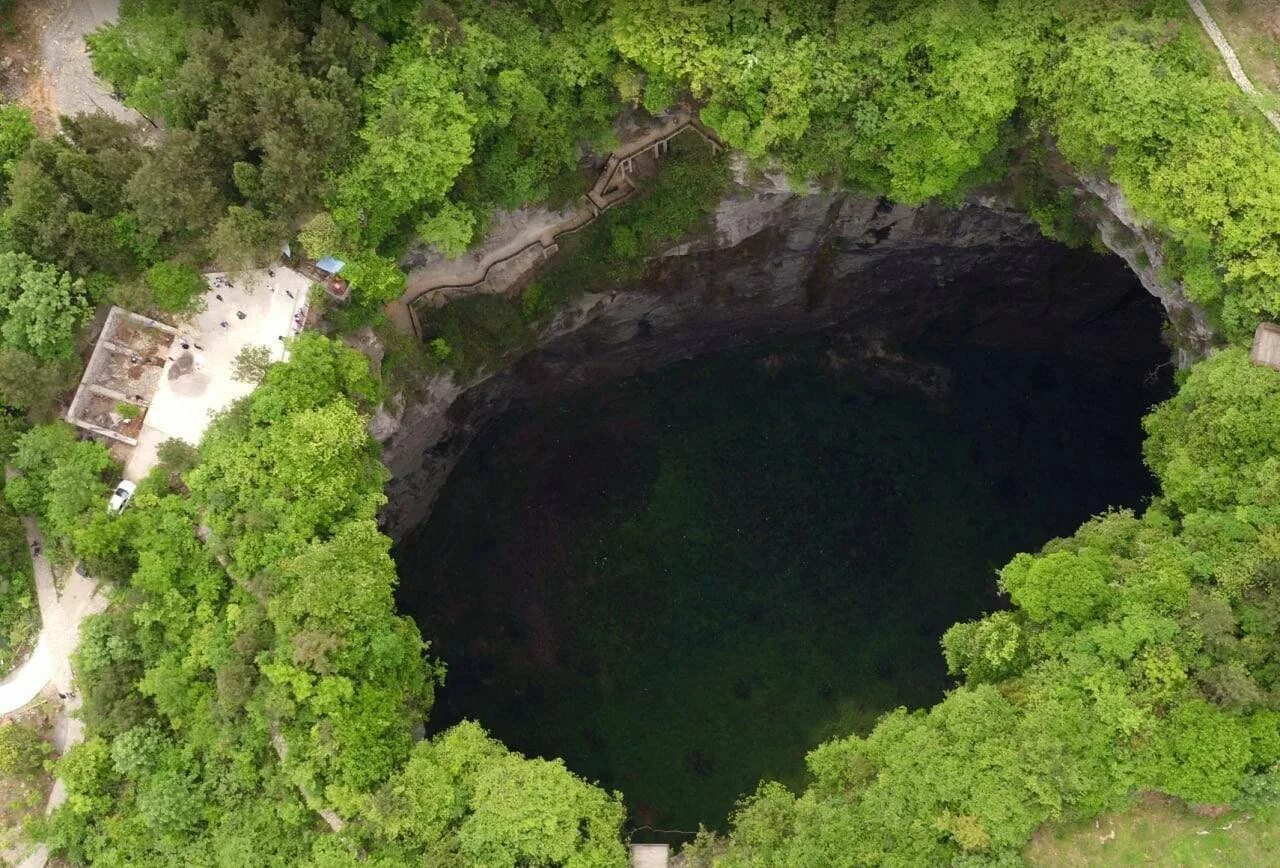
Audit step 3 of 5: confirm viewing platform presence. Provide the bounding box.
[630,843,670,868]
[1250,322,1280,370]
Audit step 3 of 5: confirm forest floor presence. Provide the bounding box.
[1200,0,1280,100]
[1026,793,1280,866]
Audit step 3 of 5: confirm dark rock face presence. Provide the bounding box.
[377,192,1172,540]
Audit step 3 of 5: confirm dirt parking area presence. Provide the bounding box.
[0,0,137,130]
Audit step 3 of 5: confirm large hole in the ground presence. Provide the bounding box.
[393,236,1173,836]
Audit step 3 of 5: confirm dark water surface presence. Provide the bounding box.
[394,336,1170,833]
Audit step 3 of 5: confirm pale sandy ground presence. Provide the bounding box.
[125,268,312,480]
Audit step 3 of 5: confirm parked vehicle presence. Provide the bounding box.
[107,480,136,515]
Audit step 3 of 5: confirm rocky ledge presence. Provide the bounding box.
[374,166,1207,541]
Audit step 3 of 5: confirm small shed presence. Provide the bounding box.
[293,256,350,304]
[316,256,346,276]
[1250,322,1280,371]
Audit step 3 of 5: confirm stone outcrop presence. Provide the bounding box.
[376,166,1194,541]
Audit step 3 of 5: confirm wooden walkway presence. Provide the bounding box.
[392,112,724,339]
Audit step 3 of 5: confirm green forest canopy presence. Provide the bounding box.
[0,0,1276,864]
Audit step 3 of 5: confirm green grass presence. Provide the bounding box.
[1026,795,1280,866]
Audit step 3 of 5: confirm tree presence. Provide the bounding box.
[245,333,379,423]
[999,548,1114,627]
[1143,348,1280,515]
[144,261,207,313]
[126,129,225,251]
[340,251,405,308]
[210,206,283,273]
[156,439,199,476]
[364,721,627,865]
[1149,700,1253,805]
[417,201,477,258]
[297,213,344,260]
[0,252,89,360]
[331,39,475,246]
[0,347,78,418]
[232,345,272,384]
[0,721,49,776]
[3,118,145,277]
[942,611,1027,683]
[0,104,36,183]
[7,423,117,548]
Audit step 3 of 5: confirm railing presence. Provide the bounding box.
[402,113,725,339]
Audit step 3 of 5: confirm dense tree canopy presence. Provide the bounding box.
[6,0,1280,864]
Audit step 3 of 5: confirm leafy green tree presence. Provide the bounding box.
[0,103,36,183]
[125,129,226,252]
[56,737,118,819]
[0,721,49,776]
[6,423,117,548]
[363,721,627,865]
[331,36,474,246]
[340,251,406,308]
[416,200,477,258]
[244,333,379,423]
[1144,348,1280,515]
[3,116,145,277]
[0,347,78,418]
[144,261,206,313]
[942,611,1027,683]
[86,0,189,120]
[297,212,344,260]
[210,206,283,273]
[232,344,272,384]
[1148,700,1254,805]
[999,548,1114,627]
[0,252,89,360]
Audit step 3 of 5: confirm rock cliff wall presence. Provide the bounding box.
[378,170,1193,541]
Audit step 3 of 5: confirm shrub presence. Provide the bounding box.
[143,261,207,314]
[0,721,49,776]
[231,344,271,384]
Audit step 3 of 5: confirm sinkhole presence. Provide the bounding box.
[393,237,1174,836]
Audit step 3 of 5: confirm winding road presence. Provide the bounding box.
[0,517,105,723]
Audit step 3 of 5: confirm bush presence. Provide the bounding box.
[0,496,37,674]
[0,721,49,776]
[0,104,36,182]
[143,261,207,314]
[231,344,271,384]
[417,294,529,380]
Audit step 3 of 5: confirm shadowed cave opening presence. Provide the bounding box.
[393,241,1174,837]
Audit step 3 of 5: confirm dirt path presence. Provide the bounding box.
[1,0,139,129]
[1187,0,1280,133]
[0,517,105,868]
[0,518,106,724]
[40,0,139,123]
